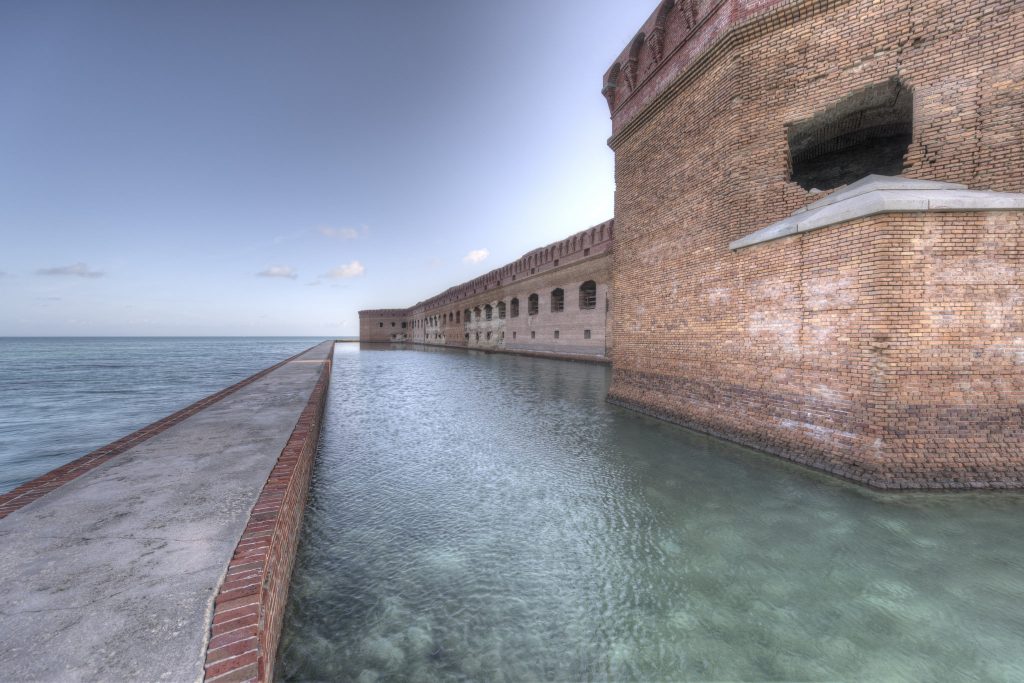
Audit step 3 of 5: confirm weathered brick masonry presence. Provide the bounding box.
[605,0,1024,488]
[362,0,1023,488]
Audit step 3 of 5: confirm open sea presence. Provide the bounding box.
[0,337,327,494]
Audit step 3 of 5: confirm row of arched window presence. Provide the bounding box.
[411,281,598,329]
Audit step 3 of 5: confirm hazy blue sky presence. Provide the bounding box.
[0,0,653,336]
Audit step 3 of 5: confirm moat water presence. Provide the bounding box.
[277,344,1024,682]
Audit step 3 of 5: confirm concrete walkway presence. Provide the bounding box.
[0,341,333,682]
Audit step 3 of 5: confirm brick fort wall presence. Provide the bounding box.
[605,0,1024,488]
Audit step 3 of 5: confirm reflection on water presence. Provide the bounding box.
[277,344,1024,682]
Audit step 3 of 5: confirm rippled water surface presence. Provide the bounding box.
[278,344,1024,682]
[0,337,326,493]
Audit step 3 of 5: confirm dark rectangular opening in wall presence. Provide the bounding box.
[579,281,597,310]
[584,329,591,339]
[551,288,564,313]
[531,331,536,339]
[787,78,913,191]
[554,330,560,339]
[584,248,590,257]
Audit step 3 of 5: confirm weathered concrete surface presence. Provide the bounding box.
[0,341,333,682]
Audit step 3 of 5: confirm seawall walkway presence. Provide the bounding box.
[0,340,334,682]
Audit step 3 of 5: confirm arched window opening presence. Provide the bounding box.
[551,288,564,313]
[485,304,493,321]
[528,294,539,316]
[579,281,597,310]
[464,309,471,323]
[474,306,482,320]
[497,301,506,319]
[510,298,520,318]
[456,311,461,323]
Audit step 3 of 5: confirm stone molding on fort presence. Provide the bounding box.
[730,175,1024,249]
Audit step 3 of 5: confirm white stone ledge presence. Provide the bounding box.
[729,175,1024,251]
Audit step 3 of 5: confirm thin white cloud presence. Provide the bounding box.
[319,226,361,240]
[37,262,104,278]
[324,261,365,279]
[257,266,298,279]
[463,248,489,264]
[306,280,322,287]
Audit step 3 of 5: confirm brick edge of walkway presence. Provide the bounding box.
[202,343,334,683]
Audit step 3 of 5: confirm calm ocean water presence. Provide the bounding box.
[0,337,327,494]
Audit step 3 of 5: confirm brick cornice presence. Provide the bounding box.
[608,0,852,150]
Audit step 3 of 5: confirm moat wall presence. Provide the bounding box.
[605,0,1024,488]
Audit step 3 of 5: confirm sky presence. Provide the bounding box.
[0,0,654,337]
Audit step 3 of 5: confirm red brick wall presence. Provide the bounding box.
[609,211,1024,488]
[607,0,1024,488]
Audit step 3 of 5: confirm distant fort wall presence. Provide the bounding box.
[606,0,1024,488]
[359,221,614,361]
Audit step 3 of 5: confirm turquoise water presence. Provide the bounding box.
[0,337,325,493]
[278,344,1024,682]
